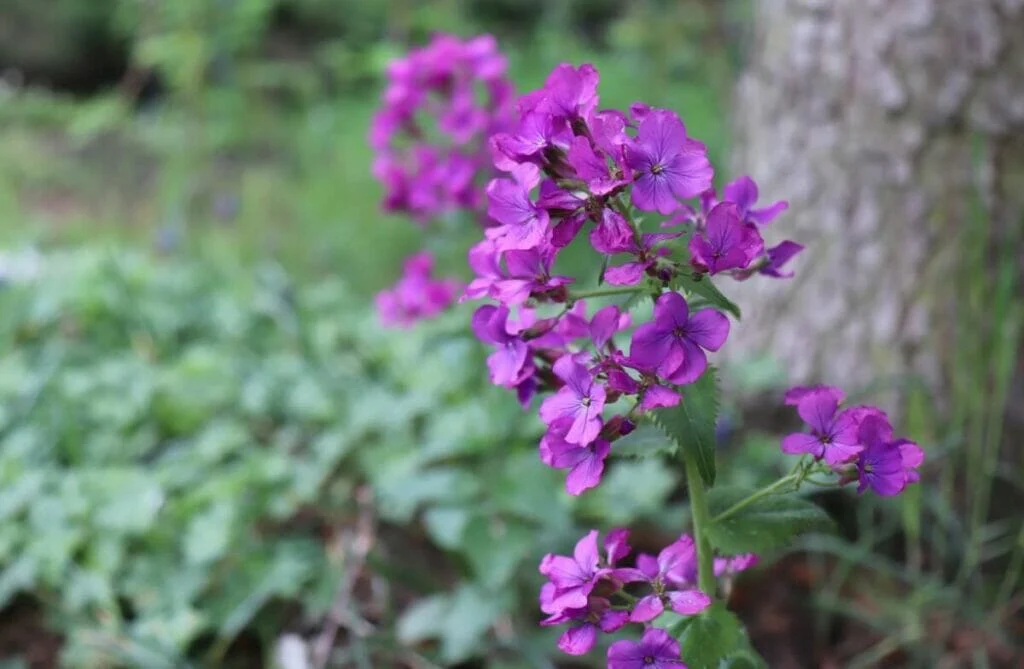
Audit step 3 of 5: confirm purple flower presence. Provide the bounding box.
[567,136,625,196]
[463,239,505,301]
[784,385,845,407]
[376,252,461,327]
[494,245,572,305]
[607,628,687,669]
[471,305,532,387]
[604,232,679,286]
[540,417,612,495]
[590,209,635,255]
[781,386,863,466]
[622,536,711,622]
[628,292,730,385]
[484,177,551,251]
[722,175,789,225]
[536,63,601,121]
[539,355,606,445]
[540,595,629,656]
[589,305,631,351]
[624,109,713,215]
[855,414,924,496]
[759,240,804,278]
[689,203,764,275]
[539,530,603,613]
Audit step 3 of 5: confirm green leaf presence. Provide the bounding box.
[611,423,677,458]
[675,274,741,319]
[650,369,720,486]
[706,488,835,553]
[677,603,743,669]
[461,516,533,589]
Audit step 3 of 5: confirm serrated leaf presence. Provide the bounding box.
[706,488,835,553]
[612,423,677,458]
[677,603,742,669]
[650,369,720,486]
[675,274,741,319]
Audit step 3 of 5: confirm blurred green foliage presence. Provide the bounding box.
[0,249,687,667]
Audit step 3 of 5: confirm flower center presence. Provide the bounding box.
[581,396,591,407]
[643,656,656,665]
[650,164,664,175]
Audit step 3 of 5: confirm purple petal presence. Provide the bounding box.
[749,200,789,225]
[785,385,845,407]
[590,305,625,349]
[629,594,664,622]
[598,609,630,633]
[573,530,601,572]
[667,589,712,615]
[653,291,690,330]
[539,389,581,426]
[487,342,528,386]
[664,338,708,385]
[604,261,647,286]
[640,384,681,410]
[558,624,598,656]
[628,323,680,374]
[604,528,632,565]
[684,308,730,351]
[722,175,758,212]
[781,432,824,458]
[796,389,840,434]
[565,441,610,495]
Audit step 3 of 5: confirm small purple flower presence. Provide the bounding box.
[604,232,679,286]
[624,109,713,215]
[540,417,612,495]
[376,252,462,327]
[622,536,711,622]
[628,292,730,385]
[494,244,573,305]
[484,177,550,251]
[781,386,864,466]
[471,305,532,387]
[539,355,606,445]
[607,628,687,669]
[759,240,804,278]
[536,63,601,121]
[855,414,924,496]
[689,203,764,275]
[540,595,630,656]
[539,529,603,613]
[722,175,789,225]
[590,209,635,255]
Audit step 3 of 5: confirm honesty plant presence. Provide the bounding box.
[372,35,924,667]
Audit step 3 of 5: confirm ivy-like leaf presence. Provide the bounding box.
[612,423,677,458]
[706,487,836,554]
[650,369,720,486]
[677,603,743,669]
[675,273,741,320]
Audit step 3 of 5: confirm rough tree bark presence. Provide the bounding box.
[727,0,1024,424]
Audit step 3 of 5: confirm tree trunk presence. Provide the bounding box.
[727,0,1024,422]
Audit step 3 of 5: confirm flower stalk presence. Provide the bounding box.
[682,446,716,596]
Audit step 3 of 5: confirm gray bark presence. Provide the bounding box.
[727,0,1024,418]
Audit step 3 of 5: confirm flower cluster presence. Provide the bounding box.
[539,529,756,662]
[375,252,461,328]
[370,34,516,224]
[464,63,800,495]
[781,385,924,496]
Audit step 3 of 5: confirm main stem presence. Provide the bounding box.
[682,448,715,596]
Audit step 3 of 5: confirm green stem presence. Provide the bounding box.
[682,447,715,596]
[568,286,641,300]
[711,472,800,524]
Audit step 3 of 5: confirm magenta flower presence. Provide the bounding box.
[536,63,601,121]
[538,530,604,613]
[781,386,863,466]
[484,177,550,251]
[540,417,612,495]
[604,232,679,286]
[607,628,686,669]
[539,355,606,445]
[759,240,804,278]
[589,209,635,255]
[628,292,730,385]
[620,535,711,622]
[689,203,764,275]
[624,109,714,215]
[471,305,532,387]
[376,252,461,327]
[490,245,572,305]
[855,414,924,496]
[539,594,629,656]
[722,175,789,225]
